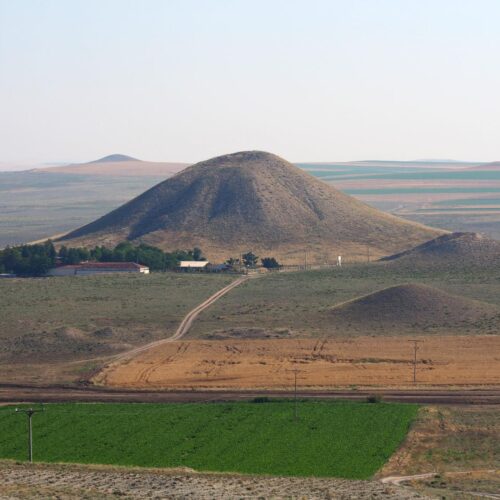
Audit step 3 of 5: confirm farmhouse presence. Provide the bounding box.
[48,262,150,276]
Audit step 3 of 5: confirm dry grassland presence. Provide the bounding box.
[97,336,500,389]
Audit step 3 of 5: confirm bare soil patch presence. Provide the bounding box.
[0,461,425,499]
[379,405,500,497]
[97,336,500,389]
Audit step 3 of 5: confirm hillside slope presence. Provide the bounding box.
[59,151,442,263]
[329,284,499,334]
[381,232,500,268]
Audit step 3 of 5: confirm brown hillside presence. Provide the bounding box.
[39,154,187,177]
[329,284,499,334]
[59,151,442,263]
[381,232,500,268]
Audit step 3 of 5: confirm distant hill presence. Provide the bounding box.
[329,284,499,334]
[90,154,139,163]
[58,151,442,263]
[381,232,500,268]
[38,154,188,177]
[466,161,500,171]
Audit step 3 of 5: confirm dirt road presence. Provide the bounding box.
[1,384,499,405]
[110,276,249,364]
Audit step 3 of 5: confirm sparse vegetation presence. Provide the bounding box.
[0,401,418,479]
[191,263,500,338]
[0,272,234,383]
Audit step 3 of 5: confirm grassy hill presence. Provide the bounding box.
[59,151,442,263]
[381,232,500,268]
[329,283,499,334]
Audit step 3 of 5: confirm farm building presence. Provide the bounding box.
[177,261,209,271]
[48,262,150,276]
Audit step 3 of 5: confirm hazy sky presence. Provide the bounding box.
[1,0,499,165]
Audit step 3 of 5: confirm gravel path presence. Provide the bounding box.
[0,461,431,499]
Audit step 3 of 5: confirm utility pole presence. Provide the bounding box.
[15,406,44,463]
[408,340,423,384]
[288,368,301,420]
[367,245,370,263]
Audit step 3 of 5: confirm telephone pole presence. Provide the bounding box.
[288,368,301,420]
[408,340,423,384]
[15,406,44,463]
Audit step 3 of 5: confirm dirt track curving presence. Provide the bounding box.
[109,276,249,364]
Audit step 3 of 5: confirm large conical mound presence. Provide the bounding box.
[60,151,442,263]
[329,284,499,334]
[381,232,500,268]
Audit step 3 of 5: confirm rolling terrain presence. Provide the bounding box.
[59,151,441,263]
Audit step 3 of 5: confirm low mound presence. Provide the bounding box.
[381,232,500,268]
[329,284,499,334]
[59,151,441,263]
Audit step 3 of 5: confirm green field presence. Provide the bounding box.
[0,401,418,479]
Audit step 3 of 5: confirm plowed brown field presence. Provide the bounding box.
[96,336,500,389]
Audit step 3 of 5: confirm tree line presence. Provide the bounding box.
[0,241,205,276]
[0,242,282,277]
[226,252,281,270]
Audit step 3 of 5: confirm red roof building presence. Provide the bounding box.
[48,262,150,276]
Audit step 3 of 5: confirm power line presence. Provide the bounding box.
[15,405,45,463]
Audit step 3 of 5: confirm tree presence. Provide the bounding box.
[261,257,280,269]
[242,252,258,268]
[193,247,204,261]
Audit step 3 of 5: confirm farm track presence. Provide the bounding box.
[92,275,250,386]
[1,384,500,405]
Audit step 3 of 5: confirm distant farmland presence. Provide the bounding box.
[0,401,418,479]
[2,161,500,247]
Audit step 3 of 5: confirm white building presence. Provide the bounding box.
[48,262,150,276]
[178,261,209,271]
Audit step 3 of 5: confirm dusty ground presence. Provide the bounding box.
[379,405,500,497]
[0,461,428,499]
[96,336,500,389]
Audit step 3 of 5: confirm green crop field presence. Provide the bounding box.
[0,401,418,479]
